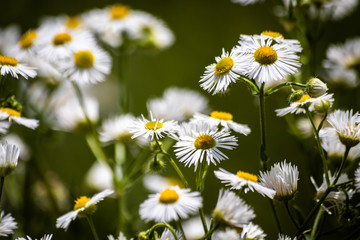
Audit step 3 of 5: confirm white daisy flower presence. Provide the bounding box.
[0,55,37,79]
[99,114,137,144]
[236,35,301,83]
[174,121,238,170]
[143,175,183,193]
[260,31,302,53]
[0,211,17,237]
[182,216,210,240]
[311,172,354,214]
[2,134,30,161]
[323,38,360,87]
[16,234,53,240]
[278,234,297,240]
[0,142,20,177]
[320,127,360,162]
[57,44,111,84]
[148,87,209,122]
[241,222,266,240]
[192,111,251,135]
[213,228,241,240]
[259,160,299,201]
[55,96,98,132]
[108,232,128,240]
[321,0,358,20]
[56,189,113,230]
[214,168,275,198]
[9,30,39,61]
[200,48,249,95]
[86,162,113,191]
[231,0,263,6]
[39,14,86,31]
[130,112,179,140]
[355,163,360,192]
[275,93,334,117]
[326,109,360,148]
[139,186,202,222]
[213,189,255,228]
[0,108,39,130]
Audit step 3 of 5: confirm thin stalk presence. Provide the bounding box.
[177,221,187,240]
[87,216,100,240]
[305,109,330,185]
[285,201,300,230]
[310,208,324,240]
[259,83,268,170]
[265,82,307,96]
[0,177,4,205]
[199,208,208,236]
[117,190,125,234]
[270,199,282,233]
[146,223,179,240]
[199,223,219,240]
[333,146,350,184]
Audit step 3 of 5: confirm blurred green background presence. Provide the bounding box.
[1,0,360,239]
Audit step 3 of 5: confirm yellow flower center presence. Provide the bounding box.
[19,31,37,49]
[236,171,258,182]
[73,196,91,210]
[210,111,233,121]
[194,134,216,150]
[159,189,179,204]
[262,30,284,39]
[66,16,80,29]
[0,56,18,66]
[110,5,130,19]
[74,50,94,68]
[254,46,278,65]
[296,94,311,103]
[145,121,163,130]
[0,108,21,117]
[53,32,72,46]
[214,57,234,75]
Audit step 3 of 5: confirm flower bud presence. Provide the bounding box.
[289,90,304,103]
[149,159,164,173]
[314,99,331,113]
[306,78,328,98]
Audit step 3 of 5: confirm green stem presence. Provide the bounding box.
[85,134,108,165]
[146,223,179,240]
[199,223,219,240]
[177,221,187,240]
[270,199,282,233]
[199,208,208,236]
[310,208,324,240]
[87,216,100,240]
[305,109,330,185]
[265,82,307,96]
[259,83,268,171]
[285,201,300,230]
[0,176,5,206]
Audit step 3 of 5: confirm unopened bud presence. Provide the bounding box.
[314,99,331,113]
[149,159,164,172]
[289,90,304,103]
[306,78,328,98]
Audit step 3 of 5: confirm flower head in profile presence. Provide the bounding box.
[326,109,360,148]
[0,55,37,79]
[99,114,138,144]
[0,106,39,130]
[193,111,251,135]
[0,142,20,177]
[130,112,178,140]
[200,48,249,95]
[259,160,299,201]
[0,211,17,237]
[236,35,301,84]
[241,222,266,240]
[214,168,275,198]
[56,189,113,230]
[174,121,237,170]
[139,186,202,222]
[278,234,297,240]
[213,189,255,228]
[16,234,53,240]
[311,172,354,214]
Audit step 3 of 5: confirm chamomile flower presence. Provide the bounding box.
[213,228,241,240]
[214,168,275,198]
[323,38,360,87]
[236,35,300,83]
[0,142,20,177]
[275,92,334,117]
[311,172,354,214]
[213,189,255,228]
[174,121,238,170]
[0,108,39,130]
[278,234,297,240]
[241,222,266,240]
[56,189,113,230]
[16,234,53,240]
[0,55,37,79]
[192,111,251,135]
[200,48,249,95]
[148,87,209,122]
[260,31,302,53]
[99,114,137,144]
[326,109,360,148]
[130,113,179,140]
[259,160,299,201]
[139,186,202,222]
[0,211,17,237]
[355,163,360,192]
[57,45,111,84]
